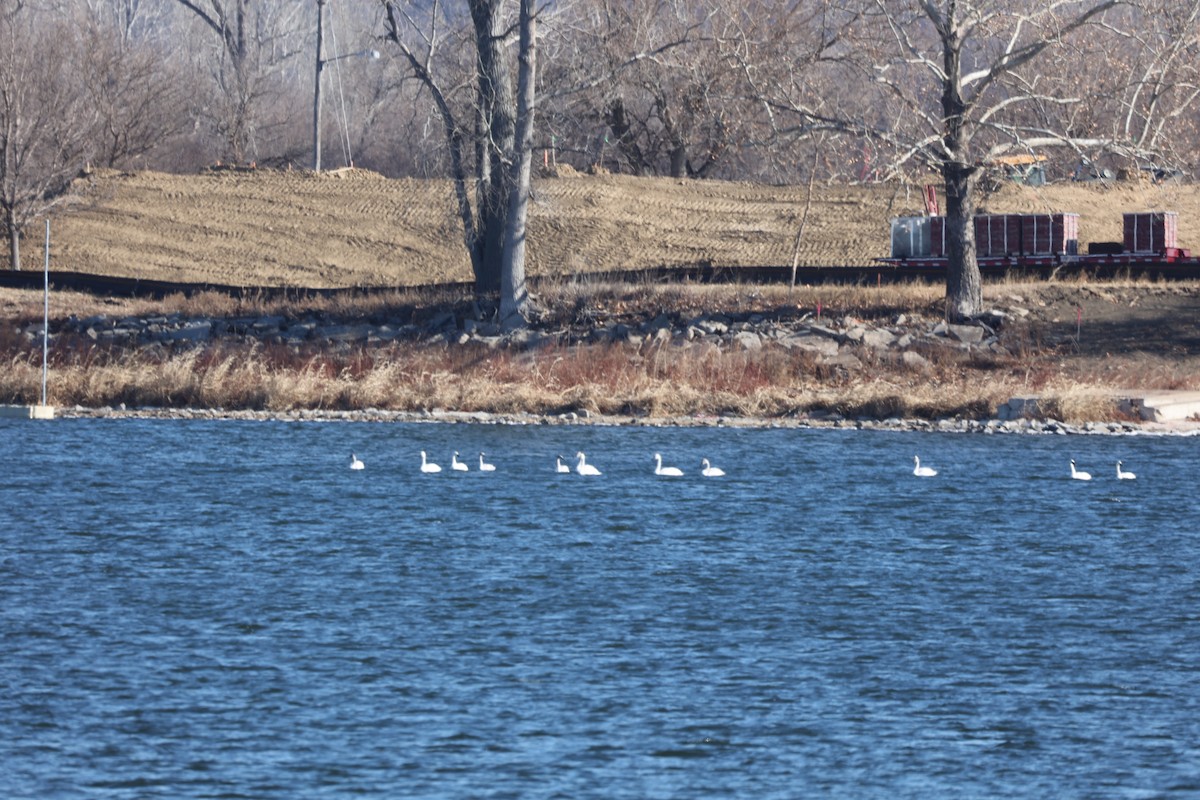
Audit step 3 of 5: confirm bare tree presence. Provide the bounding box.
[1108,0,1200,173]
[80,11,192,168]
[0,6,96,270]
[382,0,539,326]
[703,0,866,182]
[543,0,744,178]
[500,0,535,327]
[171,0,307,162]
[82,0,161,41]
[838,0,1128,321]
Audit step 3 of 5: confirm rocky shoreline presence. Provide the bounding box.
[50,404,1200,436]
[23,299,1016,365]
[11,285,1199,429]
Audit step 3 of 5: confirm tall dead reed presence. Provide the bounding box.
[3,278,1197,421]
[0,333,1023,420]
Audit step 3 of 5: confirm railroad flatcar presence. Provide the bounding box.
[882,211,1194,269]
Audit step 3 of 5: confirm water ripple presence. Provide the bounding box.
[2,420,1198,798]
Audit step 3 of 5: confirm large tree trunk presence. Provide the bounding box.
[470,0,516,293]
[667,140,687,179]
[939,20,982,323]
[6,209,19,271]
[660,101,687,178]
[384,0,541,303]
[500,0,536,329]
[942,162,981,322]
[605,98,647,175]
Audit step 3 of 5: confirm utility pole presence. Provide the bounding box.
[312,0,377,172]
[312,0,326,172]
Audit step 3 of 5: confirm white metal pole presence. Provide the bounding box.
[42,219,49,407]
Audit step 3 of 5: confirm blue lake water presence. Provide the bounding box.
[2,418,1199,799]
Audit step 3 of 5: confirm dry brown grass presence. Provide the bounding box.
[0,285,466,327]
[1,279,948,328]
[531,277,945,325]
[0,333,1026,419]
[4,278,1199,422]
[0,341,1175,422]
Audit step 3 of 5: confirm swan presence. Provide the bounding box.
[555,455,571,474]
[700,458,725,477]
[420,451,441,473]
[1069,459,1091,481]
[1117,460,1136,480]
[479,452,496,472]
[349,453,365,470]
[654,453,684,476]
[912,455,937,477]
[451,451,469,471]
[575,451,601,476]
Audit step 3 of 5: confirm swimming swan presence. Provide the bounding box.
[479,452,496,472]
[654,453,684,476]
[349,453,365,470]
[701,458,725,477]
[556,455,571,474]
[575,451,601,476]
[1117,460,1136,480]
[420,451,441,473]
[451,451,469,471]
[912,456,937,477]
[1069,459,1091,481]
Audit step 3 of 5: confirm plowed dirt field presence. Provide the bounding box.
[43,167,1200,288]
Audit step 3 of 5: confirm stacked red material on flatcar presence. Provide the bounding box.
[930,217,946,257]
[1019,213,1078,255]
[974,215,1021,257]
[1123,212,1177,253]
[928,213,1078,258]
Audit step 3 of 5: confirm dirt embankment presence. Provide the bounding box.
[44,168,1200,289]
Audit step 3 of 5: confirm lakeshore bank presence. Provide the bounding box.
[45,405,1200,437]
[3,280,1200,427]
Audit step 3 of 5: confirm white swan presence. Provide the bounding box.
[420,451,441,473]
[1069,459,1091,481]
[1117,460,1136,480]
[555,455,571,474]
[912,455,937,477]
[349,453,365,470]
[701,458,725,477]
[479,452,496,472]
[654,453,684,476]
[451,451,469,471]
[575,451,601,476]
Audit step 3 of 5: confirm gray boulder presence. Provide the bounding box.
[946,324,985,344]
[161,321,212,342]
[733,331,762,351]
[780,334,839,357]
[861,328,896,349]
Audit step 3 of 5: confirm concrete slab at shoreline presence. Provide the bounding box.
[1119,391,1200,422]
[0,405,56,420]
[1000,391,1200,423]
